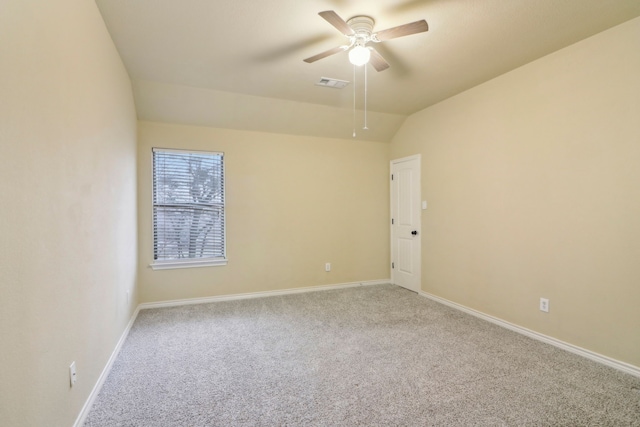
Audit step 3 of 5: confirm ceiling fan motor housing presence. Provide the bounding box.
[347,15,375,45]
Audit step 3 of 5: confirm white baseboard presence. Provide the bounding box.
[72,306,141,427]
[419,290,640,378]
[139,279,391,310]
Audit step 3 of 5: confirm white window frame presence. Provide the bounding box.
[150,148,227,270]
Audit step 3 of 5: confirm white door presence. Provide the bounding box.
[391,155,421,292]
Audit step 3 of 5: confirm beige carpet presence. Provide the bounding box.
[84,284,640,426]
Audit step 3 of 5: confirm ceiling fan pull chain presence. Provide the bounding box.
[353,63,356,138]
[364,63,369,130]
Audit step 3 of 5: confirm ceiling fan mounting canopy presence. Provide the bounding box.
[303,10,429,72]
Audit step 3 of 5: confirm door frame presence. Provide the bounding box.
[390,154,422,292]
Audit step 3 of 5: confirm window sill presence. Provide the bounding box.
[150,258,227,270]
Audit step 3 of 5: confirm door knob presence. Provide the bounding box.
[411,230,418,235]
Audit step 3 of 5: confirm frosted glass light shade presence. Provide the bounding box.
[349,46,370,66]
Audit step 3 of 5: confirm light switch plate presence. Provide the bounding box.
[69,361,77,386]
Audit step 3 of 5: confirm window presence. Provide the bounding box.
[151,148,226,269]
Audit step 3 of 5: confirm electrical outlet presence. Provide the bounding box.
[69,361,77,387]
[540,298,549,313]
[325,263,331,272]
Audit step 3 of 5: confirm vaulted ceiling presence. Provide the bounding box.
[96,0,640,141]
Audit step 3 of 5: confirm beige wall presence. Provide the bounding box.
[138,121,390,303]
[391,17,640,367]
[0,1,137,426]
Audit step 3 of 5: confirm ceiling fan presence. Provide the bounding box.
[303,10,429,71]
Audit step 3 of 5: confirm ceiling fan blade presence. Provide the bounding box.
[318,10,355,36]
[369,48,390,72]
[375,20,428,42]
[303,45,348,63]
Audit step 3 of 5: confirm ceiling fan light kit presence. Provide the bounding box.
[349,45,371,66]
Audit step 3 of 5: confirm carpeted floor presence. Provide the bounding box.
[84,284,640,426]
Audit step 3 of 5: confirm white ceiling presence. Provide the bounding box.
[96,0,640,141]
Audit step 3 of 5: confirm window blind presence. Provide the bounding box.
[152,148,225,263]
